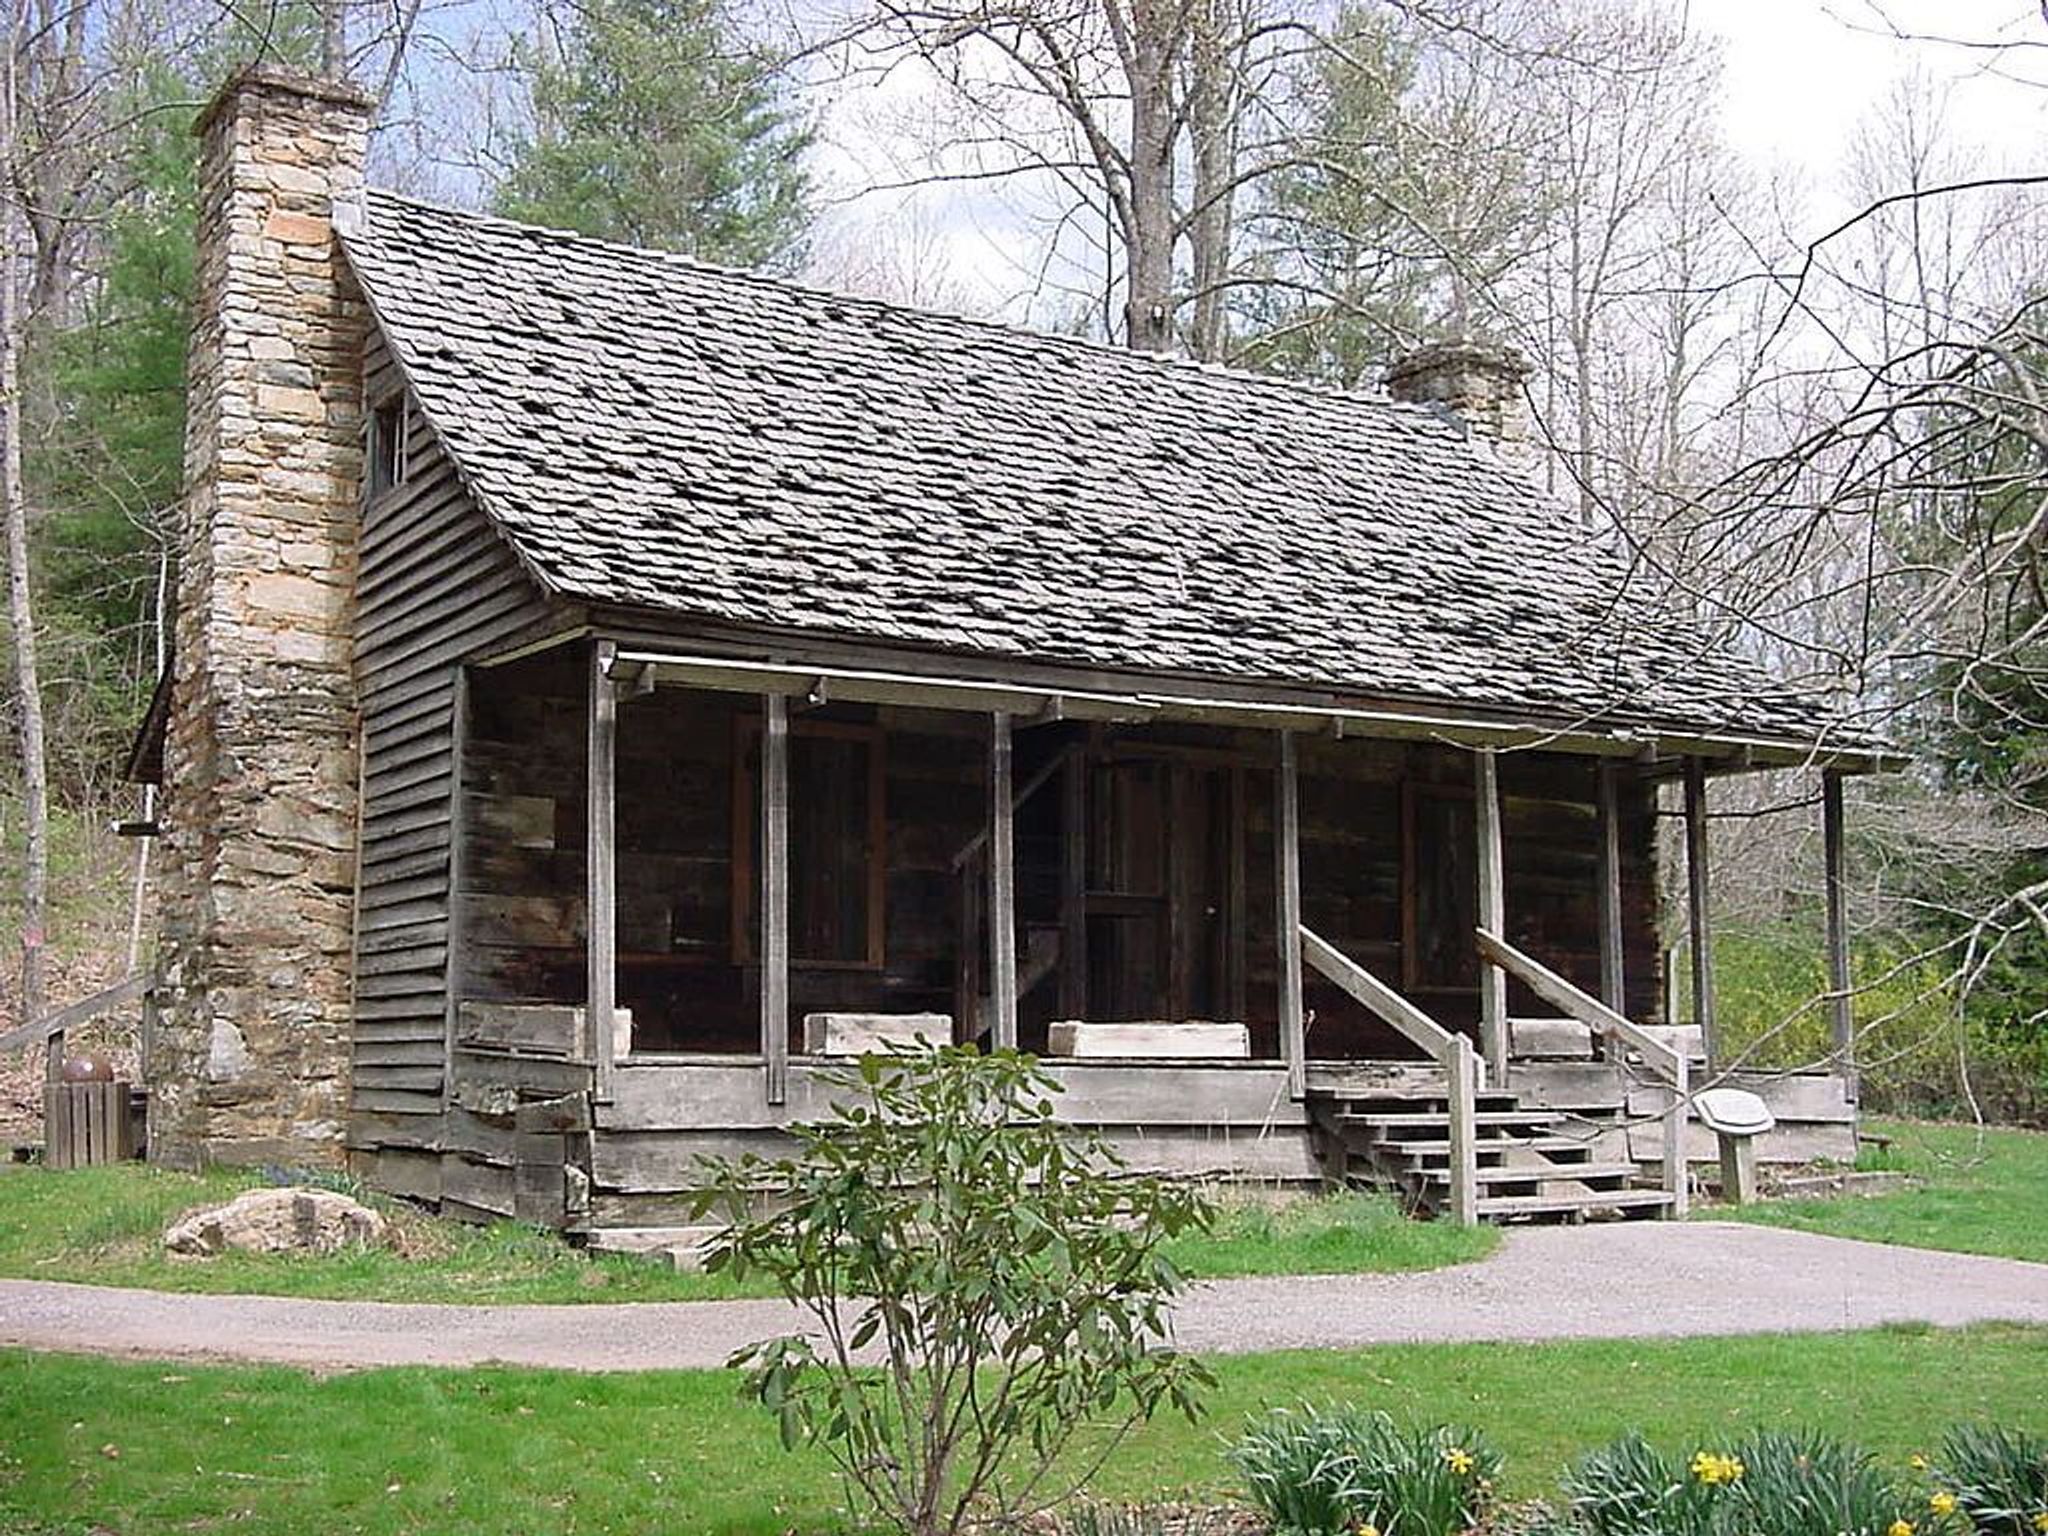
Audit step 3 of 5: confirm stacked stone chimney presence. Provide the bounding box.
[1385,339,1535,467]
[148,71,374,1166]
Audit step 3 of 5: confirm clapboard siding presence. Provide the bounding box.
[348,324,565,1143]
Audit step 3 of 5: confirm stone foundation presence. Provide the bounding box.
[148,71,375,1166]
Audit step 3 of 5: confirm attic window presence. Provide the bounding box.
[369,396,408,498]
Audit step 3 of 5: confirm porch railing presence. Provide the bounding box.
[1475,929,1690,1217]
[1301,925,1482,1227]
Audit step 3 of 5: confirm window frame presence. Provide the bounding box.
[368,393,409,500]
[730,713,888,971]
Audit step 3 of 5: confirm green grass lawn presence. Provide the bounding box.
[2,1326,2041,1534]
[1713,1117,2048,1264]
[0,1163,1492,1304]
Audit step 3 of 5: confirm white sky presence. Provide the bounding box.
[802,0,2048,322]
[1710,0,2047,179]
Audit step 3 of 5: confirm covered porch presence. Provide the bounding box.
[427,636,1867,1232]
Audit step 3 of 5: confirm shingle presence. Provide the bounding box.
[341,192,1853,746]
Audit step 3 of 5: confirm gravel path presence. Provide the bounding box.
[2,1223,2044,1373]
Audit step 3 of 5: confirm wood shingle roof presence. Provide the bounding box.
[340,191,1851,749]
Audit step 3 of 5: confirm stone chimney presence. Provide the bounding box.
[1385,339,1535,466]
[148,70,374,1167]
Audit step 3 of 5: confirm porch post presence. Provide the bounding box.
[1596,761,1626,1014]
[988,711,1019,1050]
[1822,768,1856,1101]
[1058,748,1088,1020]
[761,692,790,1103]
[1475,747,1507,1080]
[587,640,619,1093]
[1683,756,1718,1064]
[1275,730,1306,1099]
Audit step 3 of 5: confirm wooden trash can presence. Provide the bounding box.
[43,1080,138,1168]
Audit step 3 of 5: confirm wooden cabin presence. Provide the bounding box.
[138,71,1884,1238]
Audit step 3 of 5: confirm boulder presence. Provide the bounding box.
[164,1186,390,1257]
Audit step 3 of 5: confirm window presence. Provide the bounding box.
[732,717,886,968]
[368,395,407,497]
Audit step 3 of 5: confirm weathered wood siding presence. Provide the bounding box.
[347,326,563,1146]
[583,1058,1322,1228]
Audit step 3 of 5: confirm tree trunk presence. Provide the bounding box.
[0,220,51,1064]
[1122,0,1177,352]
[1184,0,1237,361]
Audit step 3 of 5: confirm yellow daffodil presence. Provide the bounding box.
[1890,1521,1916,1536]
[1931,1492,1958,1517]
[1355,1525,1381,1536]
[1689,1451,1745,1486]
[1443,1447,1476,1476]
[2031,1513,2048,1535]
[1910,1455,1930,1472]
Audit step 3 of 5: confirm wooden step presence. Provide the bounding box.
[1475,1188,1674,1219]
[1422,1161,1642,1187]
[1339,1109,1564,1132]
[1372,1134,1601,1161]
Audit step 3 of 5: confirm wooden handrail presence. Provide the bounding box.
[0,973,149,1054]
[1474,929,1684,1085]
[950,742,1080,871]
[1475,928,1690,1217]
[1301,926,1457,1066]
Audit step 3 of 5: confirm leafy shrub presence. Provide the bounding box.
[1939,1423,2048,1535]
[1229,1403,1498,1536]
[1567,1429,1915,1536]
[694,1046,1214,1536]
[1712,923,2047,1126]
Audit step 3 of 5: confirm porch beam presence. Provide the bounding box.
[1684,756,1718,1064]
[1597,761,1626,1014]
[1822,768,1856,1100]
[989,711,1019,1050]
[1475,747,1507,1080]
[588,640,619,1094]
[1275,730,1306,1100]
[761,692,790,1103]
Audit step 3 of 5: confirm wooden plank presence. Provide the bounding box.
[1275,731,1306,1099]
[988,712,1019,1051]
[761,691,790,1102]
[1445,1039,1480,1227]
[1046,1022,1250,1059]
[1506,1059,1628,1112]
[1684,757,1718,1064]
[1631,1072,1853,1124]
[1822,769,1855,1097]
[1475,747,1507,1079]
[1059,750,1088,1019]
[595,1058,1310,1132]
[440,1155,516,1218]
[1,973,148,1054]
[457,1001,583,1057]
[1597,761,1626,1013]
[1300,927,1455,1060]
[1475,929,1684,1080]
[1508,1016,1595,1060]
[589,640,619,1093]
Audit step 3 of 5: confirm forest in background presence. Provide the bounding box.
[2,0,2045,1126]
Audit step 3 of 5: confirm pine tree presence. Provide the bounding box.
[497,0,812,270]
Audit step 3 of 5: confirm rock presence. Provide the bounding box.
[164,1186,390,1257]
